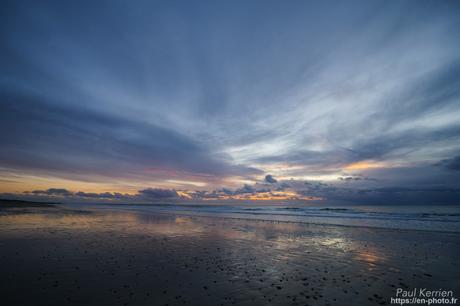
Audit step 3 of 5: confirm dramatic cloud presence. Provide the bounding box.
[31,188,72,196]
[1,0,460,204]
[7,181,321,203]
[5,164,460,205]
[138,188,179,199]
[75,191,125,199]
[264,175,278,184]
[338,176,362,181]
[0,93,261,183]
[15,188,183,203]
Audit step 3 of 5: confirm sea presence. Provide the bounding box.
[66,202,460,233]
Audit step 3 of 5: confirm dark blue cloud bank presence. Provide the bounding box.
[1,0,460,204]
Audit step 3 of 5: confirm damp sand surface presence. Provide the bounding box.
[0,203,459,306]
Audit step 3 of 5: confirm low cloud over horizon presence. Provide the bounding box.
[3,171,460,205]
[1,0,460,205]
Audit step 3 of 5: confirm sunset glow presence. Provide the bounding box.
[0,0,459,205]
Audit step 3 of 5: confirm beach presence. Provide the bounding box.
[1,202,459,306]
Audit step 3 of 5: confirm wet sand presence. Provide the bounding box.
[0,203,459,306]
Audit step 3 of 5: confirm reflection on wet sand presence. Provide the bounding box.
[354,247,385,271]
[1,206,459,306]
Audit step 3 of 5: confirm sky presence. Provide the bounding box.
[1,0,460,205]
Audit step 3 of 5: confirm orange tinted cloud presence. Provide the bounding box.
[344,160,387,171]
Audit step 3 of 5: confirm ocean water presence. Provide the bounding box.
[68,203,460,233]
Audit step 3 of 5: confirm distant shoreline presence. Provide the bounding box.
[0,199,58,208]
